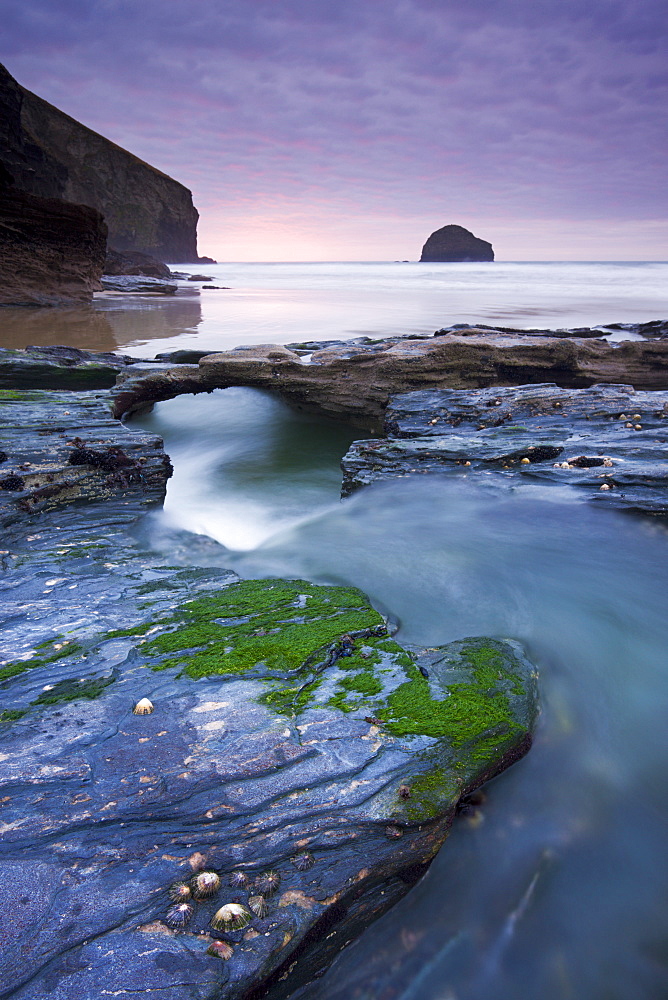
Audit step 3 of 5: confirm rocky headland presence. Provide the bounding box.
[0,63,199,262]
[1,319,667,998]
[0,169,107,307]
[420,224,494,262]
[0,62,209,308]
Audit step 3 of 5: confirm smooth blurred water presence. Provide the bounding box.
[2,261,667,354]
[134,388,668,1000]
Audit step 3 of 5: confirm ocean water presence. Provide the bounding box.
[1,260,667,355]
[7,260,668,999]
[133,383,668,1000]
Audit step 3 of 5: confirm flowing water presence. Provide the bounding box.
[133,386,668,1000]
[6,261,667,998]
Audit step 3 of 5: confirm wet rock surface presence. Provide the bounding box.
[0,482,538,999]
[0,388,170,528]
[100,274,178,295]
[341,383,668,515]
[103,248,174,279]
[110,333,668,432]
[0,347,140,390]
[435,319,668,340]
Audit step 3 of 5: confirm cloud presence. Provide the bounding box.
[4,0,667,257]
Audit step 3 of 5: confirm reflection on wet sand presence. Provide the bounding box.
[0,292,202,354]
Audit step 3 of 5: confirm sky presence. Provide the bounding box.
[4,0,667,261]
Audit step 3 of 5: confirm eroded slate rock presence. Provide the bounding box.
[0,346,141,390]
[0,523,538,999]
[0,388,171,527]
[100,274,178,294]
[110,335,668,432]
[341,383,668,514]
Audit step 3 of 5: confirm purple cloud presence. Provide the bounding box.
[4,0,667,258]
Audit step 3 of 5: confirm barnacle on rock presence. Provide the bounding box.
[168,881,192,903]
[165,902,193,928]
[385,824,403,839]
[254,871,280,896]
[291,852,315,872]
[191,870,221,899]
[207,939,234,960]
[228,871,249,889]
[248,895,269,918]
[133,697,154,715]
[211,903,251,931]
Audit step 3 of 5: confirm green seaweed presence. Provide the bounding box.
[0,389,43,401]
[0,640,84,681]
[142,578,385,679]
[31,675,114,706]
[398,766,461,822]
[383,642,521,745]
[0,708,27,722]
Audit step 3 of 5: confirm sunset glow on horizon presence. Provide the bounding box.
[5,0,667,262]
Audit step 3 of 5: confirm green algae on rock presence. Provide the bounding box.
[142,577,386,678]
[0,540,539,999]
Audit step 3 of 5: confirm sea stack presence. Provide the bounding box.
[420,224,494,262]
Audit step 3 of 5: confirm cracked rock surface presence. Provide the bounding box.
[341,383,668,515]
[0,388,538,1000]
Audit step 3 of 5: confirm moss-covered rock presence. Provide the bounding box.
[0,545,538,1000]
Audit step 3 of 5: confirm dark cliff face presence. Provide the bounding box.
[420,224,494,262]
[0,180,108,306]
[0,63,199,262]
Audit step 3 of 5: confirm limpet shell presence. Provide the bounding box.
[165,902,193,928]
[211,903,251,931]
[291,852,315,872]
[254,871,280,896]
[248,895,269,918]
[191,870,221,899]
[133,698,154,715]
[168,881,192,903]
[207,939,234,960]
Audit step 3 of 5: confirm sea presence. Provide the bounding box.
[2,260,667,355]
[5,261,668,1000]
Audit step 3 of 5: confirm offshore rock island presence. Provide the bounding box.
[420,224,494,262]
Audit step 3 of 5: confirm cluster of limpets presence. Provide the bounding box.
[163,855,315,950]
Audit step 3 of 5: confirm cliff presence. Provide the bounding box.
[0,63,199,262]
[420,224,494,262]
[0,177,107,306]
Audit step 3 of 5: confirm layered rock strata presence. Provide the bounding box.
[0,178,107,306]
[103,248,174,278]
[110,334,668,431]
[100,274,178,294]
[0,62,199,261]
[341,383,668,515]
[0,388,172,528]
[0,346,141,390]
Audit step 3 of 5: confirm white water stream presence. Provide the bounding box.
[134,386,668,1000]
